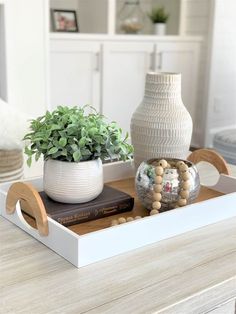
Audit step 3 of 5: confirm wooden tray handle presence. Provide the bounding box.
[6,182,49,236]
[187,149,231,176]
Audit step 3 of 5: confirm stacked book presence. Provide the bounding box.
[22,185,134,226]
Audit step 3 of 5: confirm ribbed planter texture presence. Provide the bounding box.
[131,72,193,168]
[154,23,166,35]
[43,158,103,203]
[0,150,24,183]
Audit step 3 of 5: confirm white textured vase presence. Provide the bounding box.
[154,23,166,35]
[43,158,103,203]
[131,72,193,168]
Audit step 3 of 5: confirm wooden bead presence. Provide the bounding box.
[153,192,162,201]
[176,161,185,168]
[153,201,161,210]
[134,216,142,220]
[179,163,188,172]
[155,166,164,176]
[111,219,118,226]
[178,198,187,206]
[157,159,168,169]
[118,217,127,224]
[181,172,190,181]
[150,209,159,215]
[154,176,163,184]
[181,180,190,190]
[126,217,134,222]
[154,184,162,193]
[166,163,171,168]
[180,190,190,199]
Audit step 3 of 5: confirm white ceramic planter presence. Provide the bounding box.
[43,158,103,203]
[154,23,166,35]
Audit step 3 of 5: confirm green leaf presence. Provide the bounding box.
[25,146,33,156]
[35,151,41,162]
[70,144,78,151]
[79,137,86,148]
[88,127,98,136]
[22,105,133,165]
[27,156,32,167]
[50,124,61,131]
[73,150,82,162]
[59,137,67,147]
[48,147,58,155]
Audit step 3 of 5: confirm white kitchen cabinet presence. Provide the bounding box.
[50,35,202,143]
[102,41,154,135]
[50,39,101,111]
[102,40,200,137]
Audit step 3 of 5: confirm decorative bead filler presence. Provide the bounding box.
[110,159,191,226]
[151,159,191,215]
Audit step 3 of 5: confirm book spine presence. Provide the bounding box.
[54,199,134,226]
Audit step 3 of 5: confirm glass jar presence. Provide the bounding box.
[135,158,200,211]
[117,0,145,34]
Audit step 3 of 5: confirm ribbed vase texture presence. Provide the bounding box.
[0,150,24,183]
[43,159,103,203]
[131,72,193,168]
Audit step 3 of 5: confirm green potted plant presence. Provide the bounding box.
[24,106,133,204]
[148,6,169,35]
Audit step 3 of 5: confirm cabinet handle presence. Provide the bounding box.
[94,52,100,72]
[148,52,153,71]
[156,52,162,71]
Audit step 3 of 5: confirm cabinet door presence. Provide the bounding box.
[102,42,154,136]
[154,42,200,129]
[50,39,101,111]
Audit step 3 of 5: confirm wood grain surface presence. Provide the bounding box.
[6,182,49,236]
[21,178,223,236]
[2,212,236,313]
[188,148,231,176]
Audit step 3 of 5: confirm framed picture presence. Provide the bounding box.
[51,9,79,32]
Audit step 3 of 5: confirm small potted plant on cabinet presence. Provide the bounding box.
[24,106,133,204]
[148,6,169,35]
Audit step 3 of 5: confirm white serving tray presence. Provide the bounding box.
[1,160,236,268]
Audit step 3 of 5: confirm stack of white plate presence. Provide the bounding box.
[0,150,24,183]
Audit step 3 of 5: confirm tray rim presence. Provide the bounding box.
[1,160,236,267]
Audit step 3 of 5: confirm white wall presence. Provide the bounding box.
[0,3,7,101]
[204,0,236,146]
[5,0,49,117]
[4,0,49,178]
[181,0,236,147]
[180,0,210,147]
